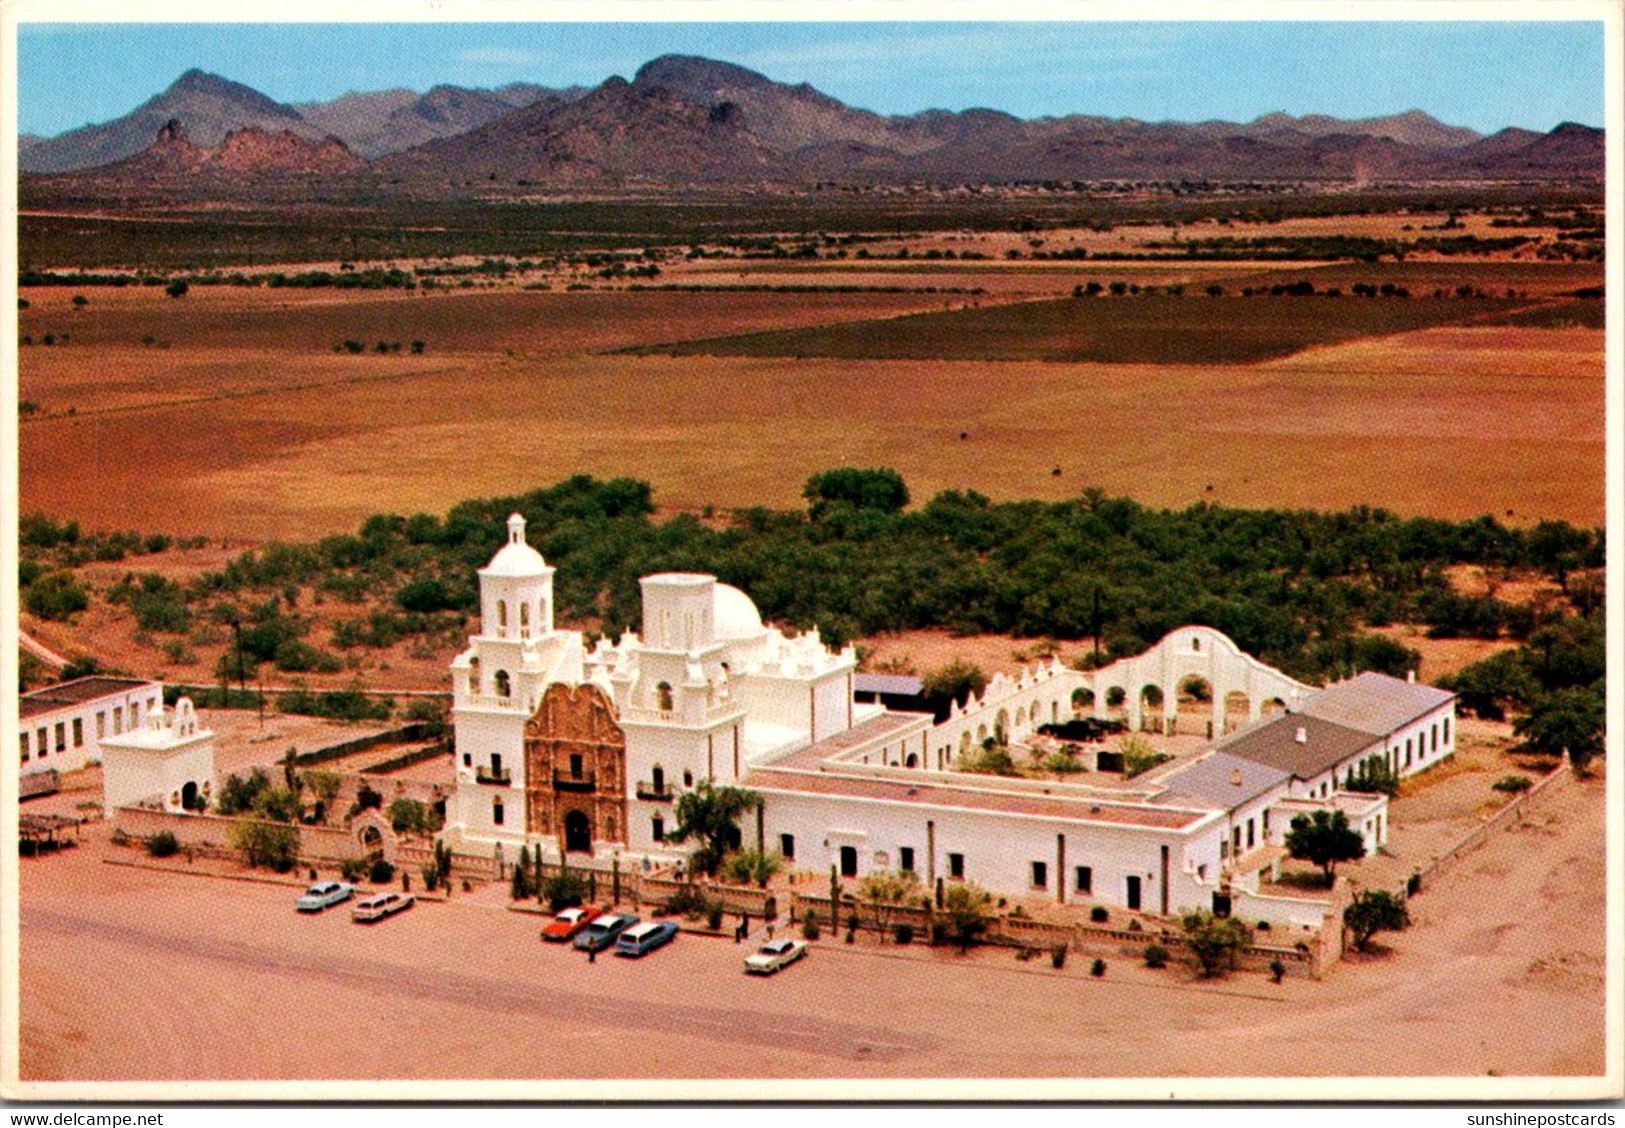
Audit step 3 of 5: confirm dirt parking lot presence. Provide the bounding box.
[15,771,1607,1093]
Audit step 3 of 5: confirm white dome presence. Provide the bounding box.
[481,513,548,577]
[713,583,764,640]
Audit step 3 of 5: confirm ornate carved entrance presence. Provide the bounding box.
[524,683,627,856]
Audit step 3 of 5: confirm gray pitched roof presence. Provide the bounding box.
[1156,750,1293,809]
[854,674,926,696]
[1212,714,1379,780]
[1295,671,1456,736]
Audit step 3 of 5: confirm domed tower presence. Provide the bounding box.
[479,514,554,641]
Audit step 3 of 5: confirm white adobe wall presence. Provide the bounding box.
[759,787,1206,914]
[452,707,527,787]
[1386,703,1456,777]
[933,661,1079,763]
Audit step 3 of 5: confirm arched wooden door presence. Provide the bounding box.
[564,810,593,854]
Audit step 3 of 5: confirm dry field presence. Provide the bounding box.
[15,767,1607,1086]
[637,291,1546,366]
[18,253,1605,545]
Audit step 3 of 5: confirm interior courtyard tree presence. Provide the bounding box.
[1284,809,1366,885]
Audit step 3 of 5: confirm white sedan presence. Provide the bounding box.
[296,881,354,913]
[744,938,808,975]
[352,892,415,923]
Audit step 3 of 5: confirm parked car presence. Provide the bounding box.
[352,891,415,922]
[541,907,592,942]
[296,881,354,913]
[574,913,636,952]
[615,920,679,958]
[744,938,809,975]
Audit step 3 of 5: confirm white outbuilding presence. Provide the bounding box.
[100,697,215,816]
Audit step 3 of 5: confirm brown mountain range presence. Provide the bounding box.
[19,54,1605,194]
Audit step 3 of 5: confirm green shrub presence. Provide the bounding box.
[216,768,271,815]
[252,785,302,823]
[339,856,369,883]
[369,857,396,884]
[663,883,717,919]
[1492,774,1533,794]
[1090,958,1107,977]
[147,830,179,858]
[24,573,89,621]
[1143,943,1169,968]
[802,908,821,941]
[388,797,441,836]
[895,923,915,945]
[544,869,590,911]
[510,858,533,900]
[1270,958,1287,983]
[230,819,299,872]
[706,904,724,931]
[1050,943,1068,969]
[348,783,384,818]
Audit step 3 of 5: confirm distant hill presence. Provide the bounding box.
[22,68,325,173]
[295,82,583,159]
[20,55,1604,191]
[56,119,364,190]
[377,75,778,183]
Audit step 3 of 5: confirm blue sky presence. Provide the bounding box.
[17,21,1607,139]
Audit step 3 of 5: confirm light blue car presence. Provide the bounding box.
[296,881,355,912]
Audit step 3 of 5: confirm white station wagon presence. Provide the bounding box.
[352,891,415,922]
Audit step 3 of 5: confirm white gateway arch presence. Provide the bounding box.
[1080,625,1311,734]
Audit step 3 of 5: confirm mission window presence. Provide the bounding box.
[652,815,665,842]
[898,846,915,873]
[1030,861,1048,889]
[492,798,505,826]
[72,718,83,747]
[780,833,795,860]
[1075,866,1093,895]
[948,853,965,880]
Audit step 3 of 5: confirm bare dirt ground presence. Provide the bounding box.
[15,769,1606,1088]
[1367,626,1519,683]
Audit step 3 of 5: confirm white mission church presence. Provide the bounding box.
[442,515,1457,924]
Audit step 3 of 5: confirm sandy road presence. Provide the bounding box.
[16,773,1611,1086]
